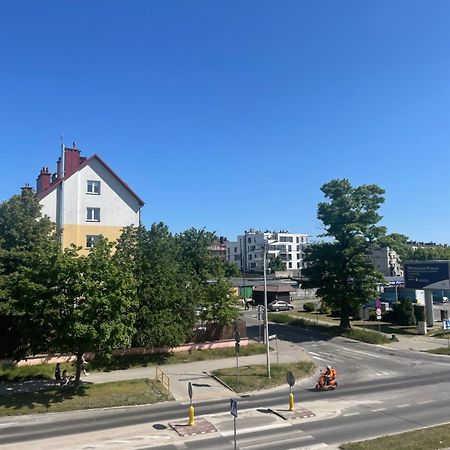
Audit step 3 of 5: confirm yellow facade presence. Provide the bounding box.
[63,224,125,254]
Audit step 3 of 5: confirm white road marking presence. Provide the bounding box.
[372,408,386,411]
[312,356,326,361]
[343,412,360,417]
[418,400,433,404]
[397,404,410,408]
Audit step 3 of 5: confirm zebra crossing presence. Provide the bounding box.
[301,341,397,377]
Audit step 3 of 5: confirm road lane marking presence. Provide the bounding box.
[343,413,360,417]
[397,404,410,408]
[372,408,386,411]
[418,400,433,404]
[312,356,326,361]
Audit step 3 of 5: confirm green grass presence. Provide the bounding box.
[340,424,450,449]
[427,347,450,355]
[295,311,421,336]
[269,313,391,345]
[0,344,267,382]
[212,360,315,393]
[0,378,171,416]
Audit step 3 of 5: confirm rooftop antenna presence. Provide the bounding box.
[58,134,65,247]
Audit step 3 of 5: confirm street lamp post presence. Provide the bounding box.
[263,244,271,378]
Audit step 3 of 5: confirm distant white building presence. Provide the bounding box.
[227,229,308,275]
[367,247,403,277]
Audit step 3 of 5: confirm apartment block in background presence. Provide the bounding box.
[35,144,144,252]
[227,229,308,275]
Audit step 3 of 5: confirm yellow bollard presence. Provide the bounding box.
[188,404,195,426]
[289,392,295,412]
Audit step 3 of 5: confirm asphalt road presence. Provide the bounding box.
[2,314,450,449]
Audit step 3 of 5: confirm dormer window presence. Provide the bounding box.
[87,180,101,195]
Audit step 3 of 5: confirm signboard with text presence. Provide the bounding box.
[404,262,450,289]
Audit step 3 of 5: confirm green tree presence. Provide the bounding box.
[0,188,57,357]
[269,255,286,272]
[47,238,137,384]
[202,274,240,325]
[116,224,195,348]
[303,179,386,329]
[380,233,410,260]
[176,228,221,281]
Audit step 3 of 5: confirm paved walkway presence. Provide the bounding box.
[1,332,447,399]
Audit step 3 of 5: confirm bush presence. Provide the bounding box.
[303,302,316,312]
[341,328,390,345]
[392,298,416,326]
[414,304,425,323]
[319,303,331,315]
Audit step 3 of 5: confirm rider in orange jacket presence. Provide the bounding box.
[324,365,336,385]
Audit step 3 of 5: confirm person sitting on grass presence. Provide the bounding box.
[60,369,70,386]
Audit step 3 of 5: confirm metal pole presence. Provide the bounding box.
[233,416,237,450]
[276,336,279,365]
[236,352,239,392]
[263,244,271,378]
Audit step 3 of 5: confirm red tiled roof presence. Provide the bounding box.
[36,153,144,207]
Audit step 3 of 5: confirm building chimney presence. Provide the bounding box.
[36,167,51,194]
[64,144,81,178]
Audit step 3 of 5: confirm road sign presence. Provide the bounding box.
[443,319,450,330]
[375,308,382,316]
[377,315,382,320]
[234,330,241,343]
[230,398,238,417]
[375,299,382,308]
[188,382,193,400]
[286,370,295,387]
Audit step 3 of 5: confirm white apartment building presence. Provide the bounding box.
[36,144,144,253]
[227,229,308,274]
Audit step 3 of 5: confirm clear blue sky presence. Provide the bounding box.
[2,1,450,243]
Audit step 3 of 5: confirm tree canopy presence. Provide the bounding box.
[303,179,386,329]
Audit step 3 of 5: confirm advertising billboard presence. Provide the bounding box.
[404,261,450,289]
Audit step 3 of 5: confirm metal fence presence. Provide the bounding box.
[155,366,170,394]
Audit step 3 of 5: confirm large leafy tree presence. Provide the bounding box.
[116,223,195,348]
[0,188,58,357]
[176,228,239,325]
[47,238,137,384]
[303,179,386,329]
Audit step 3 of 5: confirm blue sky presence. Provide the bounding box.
[2,1,450,243]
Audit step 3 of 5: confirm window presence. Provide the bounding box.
[86,207,100,222]
[87,180,101,194]
[288,262,292,268]
[86,235,100,249]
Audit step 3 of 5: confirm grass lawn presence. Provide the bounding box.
[294,311,421,336]
[0,343,267,383]
[269,313,391,345]
[427,347,450,356]
[0,378,171,416]
[340,424,450,450]
[212,360,315,393]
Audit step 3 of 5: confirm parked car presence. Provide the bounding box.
[268,300,294,312]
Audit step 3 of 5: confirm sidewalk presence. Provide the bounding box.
[0,332,447,398]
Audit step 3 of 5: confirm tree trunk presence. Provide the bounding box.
[74,352,83,386]
[339,300,352,329]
